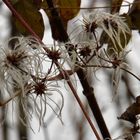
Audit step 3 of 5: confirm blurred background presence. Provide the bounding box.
[1,0,140,140]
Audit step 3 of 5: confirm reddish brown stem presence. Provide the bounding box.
[54,62,102,140]
[66,80,101,140]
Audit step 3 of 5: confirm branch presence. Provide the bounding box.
[121,67,140,81]
[76,68,111,139]
[45,0,69,42]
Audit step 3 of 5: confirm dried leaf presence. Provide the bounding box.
[11,0,44,39]
[113,133,134,140]
[111,0,123,13]
[128,0,140,32]
[57,0,80,25]
[41,0,80,28]
[118,96,140,124]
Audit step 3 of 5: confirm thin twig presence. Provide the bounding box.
[81,64,113,68]
[67,79,102,140]
[54,61,102,140]
[44,3,136,10]
[0,90,20,106]
[121,67,140,81]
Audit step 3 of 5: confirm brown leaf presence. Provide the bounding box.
[111,0,123,13]
[11,0,44,39]
[128,0,140,32]
[57,0,80,26]
[118,96,140,124]
[41,0,80,27]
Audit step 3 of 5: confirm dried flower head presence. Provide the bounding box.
[88,11,131,51]
[46,46,62,61]
[82,16,98,34]
[0,36,65,126]
[64,41,99,70]
[0,36,45,98]
[97,48,131,95]
[24,72,64,124]
[75,11,131,53]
